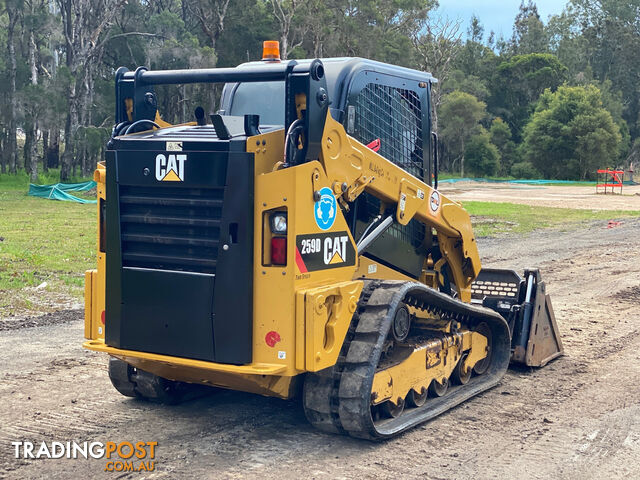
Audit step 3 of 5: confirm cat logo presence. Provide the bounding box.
[295,231,356,273]
[324,236,348,265]
[155,153,187,182]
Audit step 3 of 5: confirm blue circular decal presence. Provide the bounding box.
[314,187,337,231]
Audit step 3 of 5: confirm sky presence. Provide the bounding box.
[436,0,569,41]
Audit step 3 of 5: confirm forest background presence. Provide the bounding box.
[0,0,638,182]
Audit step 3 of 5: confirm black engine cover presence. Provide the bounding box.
[104,130,254,364]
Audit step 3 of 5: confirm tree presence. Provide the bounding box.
[510,161,540,179]
[270,0,306,60]
[22,0,50,181]
[446,16,497,104]
[456,15,496,78]
[4,0,21,174]
[522,85,621,180]
[569,0,640,139]
[465,129,500,177]
[439,91,486,176]
[185,0,231,51]
[489,118,517,174]
[56,0,128,180]
[510,1,548,55]
[411,14,462,130]
[489,53,568,141]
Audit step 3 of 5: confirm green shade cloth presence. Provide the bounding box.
[28,181,97,204]
[439,177,637,186]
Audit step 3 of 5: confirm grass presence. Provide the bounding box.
[0,171,95,316]
[464,201,640,237]
[0,170,638,316]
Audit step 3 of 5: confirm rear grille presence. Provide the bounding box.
[119,185,223,274]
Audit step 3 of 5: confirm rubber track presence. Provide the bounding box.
[304,280,511,441]
[108,357,208,404]
[303,281,380,434]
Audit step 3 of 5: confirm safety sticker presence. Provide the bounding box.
[295,231,356,272]
[429,190,441,214]
[314,187,337,230]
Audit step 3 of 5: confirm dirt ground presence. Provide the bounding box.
[2,218,640,479]
[439,181,640,210]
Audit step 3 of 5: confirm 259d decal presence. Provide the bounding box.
[295,232,356,273]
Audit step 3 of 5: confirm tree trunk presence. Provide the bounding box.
[0,128,6,173]
[29,124,38,183]
[7,7,19,174]
[28,30,38,182]
[49,129,60,169]
[460,138,465,177]
[61,97,78,181]
[42,130,49,173]
[24,122,34,172]
[280,32,289,60]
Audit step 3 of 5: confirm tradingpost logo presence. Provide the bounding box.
[11,440,157,473]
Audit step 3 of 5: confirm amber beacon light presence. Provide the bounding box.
[262,40,281,61]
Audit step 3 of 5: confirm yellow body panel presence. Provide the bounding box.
[84,111,486,400]
[296,281,362,371]
[318,112,480,301]
[85,127,362,395]
[371,330,487,405]
[84,163,106,341]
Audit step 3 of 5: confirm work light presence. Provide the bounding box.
[270,212,287,234]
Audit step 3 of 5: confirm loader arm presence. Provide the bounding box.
[318,111,481,302]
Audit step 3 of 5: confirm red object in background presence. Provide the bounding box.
[366,138,381,152]
[101,310,105,325]
[606,220,623,229]
[265,331,281,347]
[596,169,624,194]
[271,237,287,265]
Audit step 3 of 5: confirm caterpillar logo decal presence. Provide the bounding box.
[295,231,356,273]
[155,153,187,181]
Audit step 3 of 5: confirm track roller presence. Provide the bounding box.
[452,353,472,385]
[429,378,449,397]
[407,387,428,407]
[472,322,492,375]
[381,398,405,418]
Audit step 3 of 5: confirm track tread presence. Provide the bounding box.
[306,280,512,441]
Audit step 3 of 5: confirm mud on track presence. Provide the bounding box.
[1,219,640,479]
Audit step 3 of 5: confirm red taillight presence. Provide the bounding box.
[271,237,287,265]
[101,310,105,325]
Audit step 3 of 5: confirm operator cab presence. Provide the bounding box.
[220,52,437,278]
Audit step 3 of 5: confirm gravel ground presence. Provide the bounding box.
[439,182,640,211]
[1,218,639,479]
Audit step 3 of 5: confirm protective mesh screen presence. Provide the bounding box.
[350,83,426,252]
[352,83,424,179]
